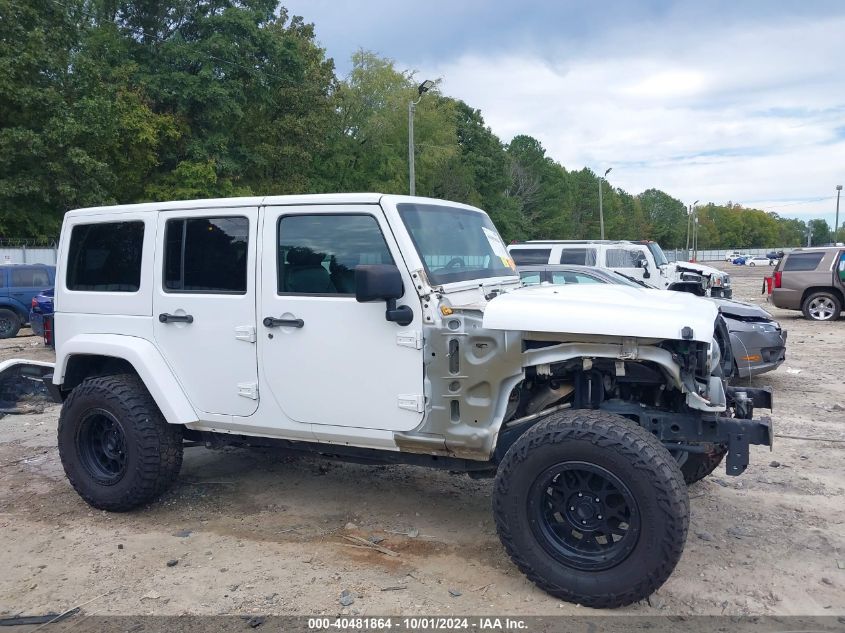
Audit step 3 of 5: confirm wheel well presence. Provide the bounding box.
[63,355,138,392]
[800,286,844,307]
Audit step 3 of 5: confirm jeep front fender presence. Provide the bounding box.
[55,334,199,425]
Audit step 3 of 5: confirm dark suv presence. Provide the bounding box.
[0,264,56,337]
[769,247,845,321]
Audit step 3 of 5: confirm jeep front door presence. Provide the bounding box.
[153,209,259,417]
[258,205,424,432]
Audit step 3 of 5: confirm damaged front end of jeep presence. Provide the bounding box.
[395,285,772,478]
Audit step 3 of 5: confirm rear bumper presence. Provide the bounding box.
[731,329,787,378]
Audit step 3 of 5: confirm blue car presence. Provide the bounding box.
[0,264,56,338]
[29,287,54,345]
[731,257,747,265]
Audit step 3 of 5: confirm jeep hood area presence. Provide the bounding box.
[482,284,718,343]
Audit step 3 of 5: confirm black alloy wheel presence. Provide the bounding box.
[76,409,128,485]
[529,461,640,571]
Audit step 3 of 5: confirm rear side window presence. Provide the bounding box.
[66,222,145,292]
[11,267,51,287]
[783,252,825,272]
[559,248,597,265]
[164,217,249,293]
[510,248,551,265]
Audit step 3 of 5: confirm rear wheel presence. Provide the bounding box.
[58,374,183,511]
[802,291,841,321]
[0,309,21,338]
[493,409,689,608]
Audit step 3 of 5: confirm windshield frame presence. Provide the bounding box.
[396,203,518,287]
[645,242,669,266]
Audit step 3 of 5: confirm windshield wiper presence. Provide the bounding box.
[613,271,652,288]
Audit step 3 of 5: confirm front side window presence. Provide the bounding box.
[66,221,144,292]
[559,248,597,265]
[164,217,249,293]
[277,214,394,295]
[511,248,551,265]
[398,204,517,285]
[520,271,543,286]
[551,271,604,285]
[605,248,643,268]
[783,252,824,272]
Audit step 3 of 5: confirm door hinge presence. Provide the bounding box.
[234,325,256,343]
[237,382,259,400]
[397,394,425,413]
[396,330,423,349]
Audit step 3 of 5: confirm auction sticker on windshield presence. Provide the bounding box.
[482,227,516,270]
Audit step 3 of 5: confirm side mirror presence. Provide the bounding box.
[638,259,651,278]
[355,265,413,326]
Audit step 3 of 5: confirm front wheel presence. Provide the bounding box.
[802,291,841,321]
[58,374,183,511]
[493,410,689,608]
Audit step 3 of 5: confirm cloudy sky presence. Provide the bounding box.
[284,0,845,227]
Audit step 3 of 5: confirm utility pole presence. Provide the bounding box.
[835,185,843,243]
[689,200,699,261]
[598,167,612,239]
[408,79,435,196]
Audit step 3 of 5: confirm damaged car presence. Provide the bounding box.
[518,265,786,378]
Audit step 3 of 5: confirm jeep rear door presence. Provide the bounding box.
[153,208,259,417]
[258,204,424,432]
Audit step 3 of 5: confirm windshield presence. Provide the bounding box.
[645,242,669,266]
[397,204,517,285]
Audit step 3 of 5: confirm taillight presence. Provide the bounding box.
[43,316,53,347]
[774,271,782,288]
[31,297,37,309]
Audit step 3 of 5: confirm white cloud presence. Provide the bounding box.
[416,14,845,224]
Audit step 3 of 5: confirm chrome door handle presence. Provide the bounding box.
[263,317,304,328]
[159,313,194,324]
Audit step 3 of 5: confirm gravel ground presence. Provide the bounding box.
[0,265,843,619]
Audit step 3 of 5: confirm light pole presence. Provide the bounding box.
[689,200,699,260]
[835,185,843,243]
[598,167,612,239]
[408,79,435,196]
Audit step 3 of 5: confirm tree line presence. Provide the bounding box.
[1,0,835,247]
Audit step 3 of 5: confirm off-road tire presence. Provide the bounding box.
[493,409,689,608]
[58,374,183,511]
[802,291,842,321]
[0,308,21,339]
[680,444,727,485]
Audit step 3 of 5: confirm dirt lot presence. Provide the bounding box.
[1,265,843,619]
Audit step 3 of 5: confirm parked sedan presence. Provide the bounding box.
[746,256,773,267]
[518,265,786,378]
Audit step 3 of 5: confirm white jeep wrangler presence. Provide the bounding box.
[42,194,772,608]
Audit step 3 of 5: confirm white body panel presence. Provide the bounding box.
[152,207,260,417]
[53,194,720,454]
[483,284,718,343]
[257,203,424,432]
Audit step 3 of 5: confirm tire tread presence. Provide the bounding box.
[58,374,183,512]
[493,409,689,608]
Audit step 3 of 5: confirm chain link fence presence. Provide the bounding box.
[664,247,796,263]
